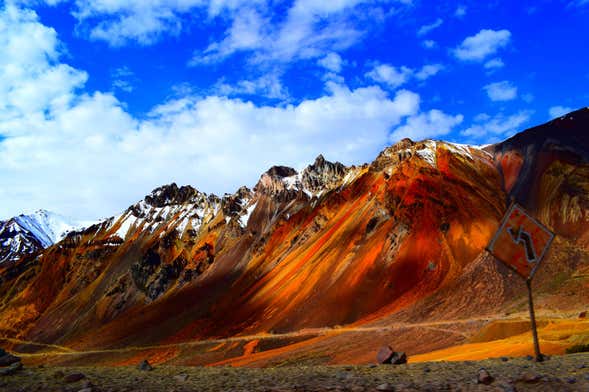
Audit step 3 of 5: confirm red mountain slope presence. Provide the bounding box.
[0,109,588,366]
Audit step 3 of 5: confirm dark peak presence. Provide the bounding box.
[301,154,348,193]
[314,154,326,166]
[222,186,253,216]
[144,183,201,207]
[304,154,346,175]
[491,106,589,157]
[235,185,252,197]
[265,165,297,178]
[254,166,298,197]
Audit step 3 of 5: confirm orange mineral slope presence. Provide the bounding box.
[0,139,505,355]
[2,110,589,367]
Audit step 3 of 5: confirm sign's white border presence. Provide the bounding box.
[487,203,555,280]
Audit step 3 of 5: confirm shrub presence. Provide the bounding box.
[565,343,589,354]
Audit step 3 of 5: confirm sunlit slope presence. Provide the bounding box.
[0,140,504,352]
[1,110,589,366]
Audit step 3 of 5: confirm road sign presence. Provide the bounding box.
[487,203,555,279]
[487,202,555,362]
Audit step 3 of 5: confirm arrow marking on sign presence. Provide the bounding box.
[507,226,537,263]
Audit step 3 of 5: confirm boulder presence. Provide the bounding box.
[377,346,394,364]
[376,382,395,391]
[0,362,22,376]
[174,373,189,382]
[377,346,407,365]
[519,372,541,383]
[390,351,407,365]
[0,352,20,367]
[477,368,494,385]
[137,359,153,371]
[64,373,86,383]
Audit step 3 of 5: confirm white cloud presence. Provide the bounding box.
[484,58,504,69]
[0,4,425,220]
[318,52,344,73]
[390,109,463,142]
[415,64,443,80]
[483,81,517,101]
[366,64,413,88]
[192,6,269,64]
[0,4,87,122]
[69,0,268,47]
[454,29,511,62]
[422,39,436,49]
[461,111,532,141]
[454,5,466,18]
[214,73,288,100]
[111,66,135,93]
[196,0,373,65]
[25,0,409,71]
[366,62,443,87]
[521,93,534,103]
[417,18,443,36]
[548,105,573,118]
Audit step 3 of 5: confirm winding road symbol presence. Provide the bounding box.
[486,203,554,280]
[507,226,537,263]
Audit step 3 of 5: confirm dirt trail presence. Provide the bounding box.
[1,312,554,358]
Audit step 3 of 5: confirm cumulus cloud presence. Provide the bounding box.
[484,58,504,70]
[454,5,466,18]
[59,0,407,68]
[483,81,518,101]
[111,66,135,93]
[422,39,436,49]
[461,111,532,142]
[214,73,289,100]
[194,0,387,65]
[454,29,511,62]
[67,0,268,46]
[0,4,428,220]
[417,18,443,36]
[366,63,443,88]
[548,105,573,118]
[415,64,444,80]
[366,64,413,88]
[390,109,464,142]
[317,52,344,73]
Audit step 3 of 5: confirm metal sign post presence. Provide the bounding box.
[525,279,542,361]
[487,203,555,362]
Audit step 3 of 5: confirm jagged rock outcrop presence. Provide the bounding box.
[301,155,348,194]
[0,109,587,367]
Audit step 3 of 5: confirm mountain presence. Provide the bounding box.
[0,108,588,367]
[0,210,88,264]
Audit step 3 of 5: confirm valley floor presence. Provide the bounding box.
[1,353,588,391]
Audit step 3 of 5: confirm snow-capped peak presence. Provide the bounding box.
[13,209,90,247]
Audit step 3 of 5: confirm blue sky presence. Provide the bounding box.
[0,0,588,220]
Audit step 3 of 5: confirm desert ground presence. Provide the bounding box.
[1,353,588,391]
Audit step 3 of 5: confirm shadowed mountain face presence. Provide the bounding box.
[488,108,589,246]
[0,109,588,366]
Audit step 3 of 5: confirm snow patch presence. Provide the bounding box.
[444,142,474,160]
[416,141,437,168]
[239,202,257,228]
[13,210,90,247]
[115,214,137,239]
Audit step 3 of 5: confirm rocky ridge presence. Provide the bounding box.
[0,109,587,367]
